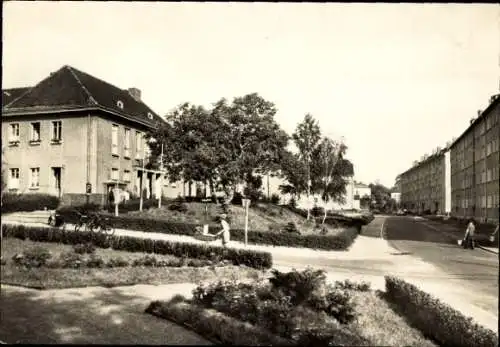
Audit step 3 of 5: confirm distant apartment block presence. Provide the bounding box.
[1,65,175,206]
[399,93,499,222]
[449,94,499,222]
[400,149,448,214]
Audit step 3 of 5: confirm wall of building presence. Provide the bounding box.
[450,101,499,222]
[2,114,88,196]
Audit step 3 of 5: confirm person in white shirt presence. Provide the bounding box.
[462,218,476,250]
[215,214,231,247]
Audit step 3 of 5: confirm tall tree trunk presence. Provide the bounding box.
[322,207,328,225]
[306,159,311,220]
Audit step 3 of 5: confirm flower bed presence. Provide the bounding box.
[146,268,436,347]
[384,276,498,347]
[1,224,273,270]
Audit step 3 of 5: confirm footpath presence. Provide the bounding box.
[1,217,498,332]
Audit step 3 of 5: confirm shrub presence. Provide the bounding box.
[168,202,188,213]
[106,257,129,268]
[2,193,60,213]
[1,257,6,266]
[86,254,105,268]
[1,224,273,270]
[282,222,300,235]
[311,206,325,218]
[231,192,244,206]
[12,246,52,268]
[132,254,159,267]
[334,279,371,292]
[59,251,84,269]
[270,194,281,205]
[384,276,498,347]
[73,243,96,254]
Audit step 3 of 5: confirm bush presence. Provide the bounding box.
[1,257,6,266]
[86,254,105,268]
[1,224,273,270]
[73,243,96,254]
[106,257,129,268]
[270,194,281,205]
[168,202,188,213]
[12,246,52,268]
[384,276,498,347]
[59,251,84,269]
[2,193,60,213]
[311,206,325,218]
[334,279,371,292]
[282,222,300,235]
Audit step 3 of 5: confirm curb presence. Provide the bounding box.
[477,245,499,255]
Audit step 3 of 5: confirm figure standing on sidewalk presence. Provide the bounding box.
[215,214,231,247]
[490,223,499,242]
[462,218,476,250]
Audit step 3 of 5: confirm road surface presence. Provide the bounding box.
[384,216,499,312]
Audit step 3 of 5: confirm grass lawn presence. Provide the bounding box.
[349,290,437,346]
[0,238,267,289]
[128,202,345,235]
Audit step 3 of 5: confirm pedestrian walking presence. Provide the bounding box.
[214,213,231,247]
[462,218,476,250]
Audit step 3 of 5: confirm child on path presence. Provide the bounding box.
[215,214,231,247]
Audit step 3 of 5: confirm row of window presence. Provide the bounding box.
[110,168,132,182]
[111,124,147,159]
[9,168,40,189]
[9,121,62,144]
[454,194,500,209]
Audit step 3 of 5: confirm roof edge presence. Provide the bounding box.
[2,105,158,129]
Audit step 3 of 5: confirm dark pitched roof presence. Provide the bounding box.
[3,65,164,128]
[2,87,31,106]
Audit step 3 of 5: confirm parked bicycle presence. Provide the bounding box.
[74,210,115,237]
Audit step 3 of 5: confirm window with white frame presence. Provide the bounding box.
[31,122,41,142]
[481,195,486,208]
[487,169,492,182]
[123,170,131,182]
[110,168,119,181]
[30,168,40,188]
[487,195,492,208]
[135,131,142,158]
[111,124,119,156]
[52,121,62,141]
[124,128,131,158]
[9,168,19,189]
[9,124,20,143]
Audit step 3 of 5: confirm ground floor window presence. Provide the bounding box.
[30,168,40,188]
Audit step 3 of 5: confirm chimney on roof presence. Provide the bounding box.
[128,88,141,102]
[470,117,476,124]
[477,110,482,117]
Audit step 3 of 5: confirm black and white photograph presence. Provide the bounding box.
[1,1,499,345]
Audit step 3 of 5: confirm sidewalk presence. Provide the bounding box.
[0,283,211,345]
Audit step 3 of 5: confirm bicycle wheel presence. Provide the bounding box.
[74,222,83,233]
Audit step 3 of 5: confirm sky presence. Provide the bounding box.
[3,2,500,188]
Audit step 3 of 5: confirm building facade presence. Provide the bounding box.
[2,65,174,206]
[449,94,499,222]
[400,149,447,214]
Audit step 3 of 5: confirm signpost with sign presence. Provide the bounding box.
[242,198,251,246]
[85,183,91,205]
[201,198,212,234]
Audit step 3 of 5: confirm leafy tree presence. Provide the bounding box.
[278,150,308,200]
[211,93,289,202]
[369,183,392,212]
[310,137,354,224]
[292,114,321,220]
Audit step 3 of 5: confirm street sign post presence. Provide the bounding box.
[85,183,91,205]
[201,198,212,234]
[242,198,251,246]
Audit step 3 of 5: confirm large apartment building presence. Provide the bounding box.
[399,93,500,222]
[449,94,499,222]
[400,149,447,214]
[1,65,174,206]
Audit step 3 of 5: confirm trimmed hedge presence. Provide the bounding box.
[384,276,498,347]
[146,300,295,346]
[1,224,273,270]
[55,208,360,250]
[2,193,60,213]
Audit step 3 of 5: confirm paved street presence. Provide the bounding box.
[384,216,499,311]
